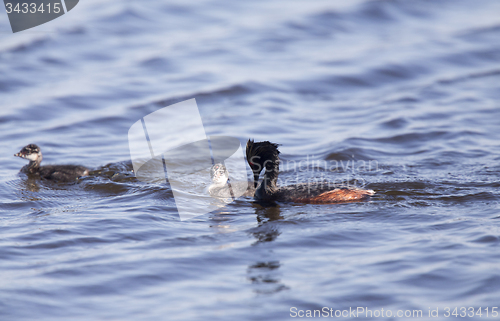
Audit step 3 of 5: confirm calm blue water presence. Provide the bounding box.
[1,0,500,320]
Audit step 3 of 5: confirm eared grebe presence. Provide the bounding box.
[246,140,374,203]
[208,163,255,198]
[14,144,89,182]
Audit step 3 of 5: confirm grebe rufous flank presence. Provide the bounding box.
[14,144,89,182]
[245,140,375,203]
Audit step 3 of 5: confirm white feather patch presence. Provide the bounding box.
[25,154,38,161]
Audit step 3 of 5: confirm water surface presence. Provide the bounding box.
[1,0,500,320]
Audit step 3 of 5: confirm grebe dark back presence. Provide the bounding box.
[246,140,374,203]
[14,144,89,182]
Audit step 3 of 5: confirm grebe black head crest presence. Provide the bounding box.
[14,144,42,163]
[246,139,280,188]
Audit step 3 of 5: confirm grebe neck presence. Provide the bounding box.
[255,156,280,198]
[27,161,37,172]
[26,153,42,173]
